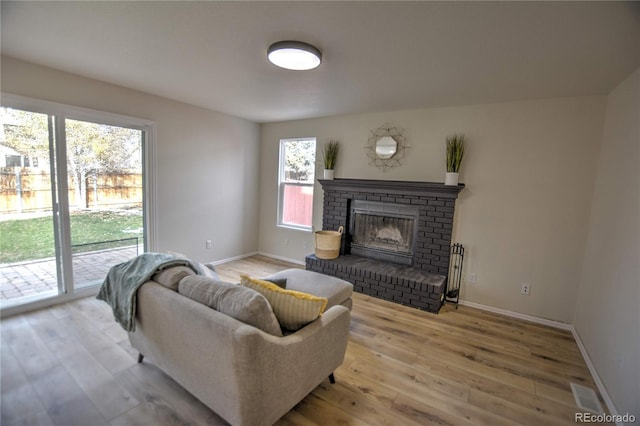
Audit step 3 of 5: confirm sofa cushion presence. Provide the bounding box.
[178,275,283,337]
[263,269,353,309]
[152,266,195,291]
[264,278,287,289]
[240,275,327,332]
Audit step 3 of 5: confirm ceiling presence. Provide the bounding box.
[2,1,639,123]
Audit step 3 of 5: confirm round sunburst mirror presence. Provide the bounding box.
[365,124,409,171]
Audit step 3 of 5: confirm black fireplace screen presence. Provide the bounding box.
[352,213,415,254]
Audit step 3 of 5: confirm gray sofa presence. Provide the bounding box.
[128,268,353,426]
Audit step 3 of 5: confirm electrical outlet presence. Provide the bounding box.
[468,273,477,285]
[205,240,212,249]
[284,238,289,246]
[303,241,309,250]
[521,283,530,296]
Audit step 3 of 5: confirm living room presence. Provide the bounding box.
[1,1,638,425]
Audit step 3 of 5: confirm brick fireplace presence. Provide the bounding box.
[305,178,464,313]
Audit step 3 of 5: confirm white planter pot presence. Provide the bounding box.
[323,169,335,180]
[444,172,459,186]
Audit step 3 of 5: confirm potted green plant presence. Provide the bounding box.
[323,140,339,180]
[445,134,465,186]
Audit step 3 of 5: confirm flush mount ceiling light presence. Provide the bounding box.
[267,41,322,71]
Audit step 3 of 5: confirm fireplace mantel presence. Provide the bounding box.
[318,178,464,198]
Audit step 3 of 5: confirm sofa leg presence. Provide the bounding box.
[137,353,144,363]
[329,373,335,384]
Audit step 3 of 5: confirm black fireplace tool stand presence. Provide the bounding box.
[445,243,464,308]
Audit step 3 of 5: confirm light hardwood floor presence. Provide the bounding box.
[1,255,608,425]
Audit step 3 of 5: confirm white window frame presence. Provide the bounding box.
[277,137,316,232]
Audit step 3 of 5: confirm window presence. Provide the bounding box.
[278,138,316,230]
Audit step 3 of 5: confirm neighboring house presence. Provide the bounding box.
[0,143,38,168]
[0,143,19,167]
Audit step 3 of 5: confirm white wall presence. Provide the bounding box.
[259,96,606,322]
[1,56,261,263]
[574,69,640,418]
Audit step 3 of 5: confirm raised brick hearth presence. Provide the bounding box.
[305,178,463,313]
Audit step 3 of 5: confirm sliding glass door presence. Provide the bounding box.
[64,118,145,289]
[0,108,61,304]
[0,97,153,310]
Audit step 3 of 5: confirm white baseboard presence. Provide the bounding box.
[210,251,305,267]
[208,251,258,266]
[458,299,573,330]
[256,251,306,266]
[570,328,620,423]
[458,298,618,422]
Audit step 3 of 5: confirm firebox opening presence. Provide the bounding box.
[350,201,419,266]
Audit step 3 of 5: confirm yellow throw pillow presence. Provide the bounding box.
[240,275,328,331]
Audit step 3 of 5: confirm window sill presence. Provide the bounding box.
[277,224,313,233]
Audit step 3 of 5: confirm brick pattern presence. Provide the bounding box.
[0,246,139,301]
[306,254,446,313]
[321,189,456,274]
[310,179,463,313]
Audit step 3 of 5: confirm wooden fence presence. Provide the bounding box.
[282,184,313,227]
[0,168,142,213]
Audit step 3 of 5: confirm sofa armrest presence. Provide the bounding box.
[230,305,351,424]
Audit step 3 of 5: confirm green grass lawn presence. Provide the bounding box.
[0,210,144,263]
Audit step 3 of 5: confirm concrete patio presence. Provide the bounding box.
[0,246,139,302]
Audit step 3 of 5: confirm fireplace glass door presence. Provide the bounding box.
[352,213,415,254]
[350,200,419,265]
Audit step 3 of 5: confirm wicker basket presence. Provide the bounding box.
[314,226,344,259]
